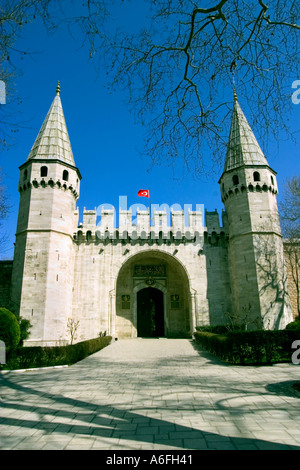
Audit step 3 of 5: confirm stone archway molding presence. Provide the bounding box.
[113,249,197,339]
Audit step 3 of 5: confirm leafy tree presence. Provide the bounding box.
[0,307,20,349]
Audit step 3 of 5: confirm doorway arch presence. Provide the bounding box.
[115,249,192,339]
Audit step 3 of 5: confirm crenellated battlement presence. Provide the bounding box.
[74,206,228,245]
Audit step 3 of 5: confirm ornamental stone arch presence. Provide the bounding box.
[115,249,194,339]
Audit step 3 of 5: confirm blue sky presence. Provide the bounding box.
[1,1,300,260]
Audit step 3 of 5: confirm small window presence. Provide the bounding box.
[23,169,28,181]
[63,170,69,181]
[41,166,48,177]
[253,171,260,182]
[271,175,274,185]
[232,175,239,186]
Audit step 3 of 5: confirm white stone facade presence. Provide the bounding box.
[9,87,293,346]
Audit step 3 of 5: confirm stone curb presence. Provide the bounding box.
[0,364,69,374]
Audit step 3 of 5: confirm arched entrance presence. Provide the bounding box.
[137,287,164,337]
[115,250,193,339]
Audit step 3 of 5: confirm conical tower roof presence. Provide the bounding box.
[27,82,75,166]
[223,92,268,172]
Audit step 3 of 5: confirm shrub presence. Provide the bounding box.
[18,317,32,345]
[0,308,20,349]
[193,329,300,365]
[4,335,112,370]
[193,331,229,360]
[196,325,228,334]
[285,317,300,330]
[196,324,247,334]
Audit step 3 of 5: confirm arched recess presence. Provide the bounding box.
[115,249,192,339]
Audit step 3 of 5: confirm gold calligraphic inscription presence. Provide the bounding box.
[134,265,166,277]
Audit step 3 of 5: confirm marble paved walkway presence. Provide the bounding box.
[0,338,300,450]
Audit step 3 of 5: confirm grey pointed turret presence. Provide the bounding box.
[27,82,76,166]
[224,92,268,172]
[219,92,293,330]
[10,83,81,345]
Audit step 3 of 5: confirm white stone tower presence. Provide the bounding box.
[10,83,81,346]
[219,92,293,330]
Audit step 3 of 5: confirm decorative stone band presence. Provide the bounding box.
[221,182,278,203]
[73,229,209,247]
[18,177,79,200]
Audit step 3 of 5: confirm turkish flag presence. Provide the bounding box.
[138,189,150,198]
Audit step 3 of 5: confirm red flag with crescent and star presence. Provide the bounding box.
[138,189,150,198]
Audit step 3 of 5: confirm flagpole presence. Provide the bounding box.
[137,189,151,227]
[149,191,152,228]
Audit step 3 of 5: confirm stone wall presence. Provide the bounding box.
[71,228,231,341]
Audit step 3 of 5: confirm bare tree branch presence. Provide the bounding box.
[99,1,300,175]
[1,1,300,176]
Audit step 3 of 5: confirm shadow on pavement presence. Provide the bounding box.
[266,380,300,399]
[0,372,299,450]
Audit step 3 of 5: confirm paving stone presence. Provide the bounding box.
[183,438,208,450]
[0,339,300,450]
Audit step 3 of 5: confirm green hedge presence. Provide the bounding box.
[0,308,21,349]
[2,335,112,370]
[193,330,300,365]
[196,325,229,334]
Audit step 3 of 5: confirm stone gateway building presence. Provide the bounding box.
[7,85,294,346]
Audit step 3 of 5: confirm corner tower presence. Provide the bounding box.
[219,92,292,329]
[10,83,81,346]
